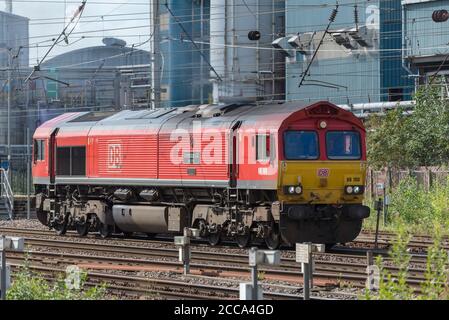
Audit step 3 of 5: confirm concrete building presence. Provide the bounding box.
[0,10,28,67]
[0,8,29,146]
[156,0,285,107]
[403,0,449,90]
[40,38,150,108]
[27,38,151,128]
[209,0,285,104]
[283,0,412,105]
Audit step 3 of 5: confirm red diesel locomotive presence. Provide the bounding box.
[33,101,370,248]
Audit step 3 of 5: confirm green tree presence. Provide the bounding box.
[366,106,410,169]
[406,86,449,167]
[366,84,449,169]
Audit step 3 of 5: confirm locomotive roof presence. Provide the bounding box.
[34,101,363,138]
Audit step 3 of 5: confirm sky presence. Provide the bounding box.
[8,0,151,66]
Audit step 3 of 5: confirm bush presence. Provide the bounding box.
[364,177,449,234]
[420,223,449,299]
[7,260,107,300]
[363,223,449,300]
[389,177,433,227]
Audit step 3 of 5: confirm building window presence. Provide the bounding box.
[388,88,403,102]
[34,140,45,161]
[56,146,86,176]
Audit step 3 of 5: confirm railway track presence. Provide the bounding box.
[0,225,435,298]
[5,236,429,282]
[8,262,314,300]
[6,252,345,300]
[0,226,441,253]
[1,227,361,299]
[355,230,449,252]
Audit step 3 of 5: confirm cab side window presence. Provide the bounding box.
[34,140,45,162]
[56,146,86,176]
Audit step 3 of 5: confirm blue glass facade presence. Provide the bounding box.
[160,0,211,107]
[285,0,412,104]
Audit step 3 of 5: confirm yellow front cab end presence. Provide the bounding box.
[278,160,367,205]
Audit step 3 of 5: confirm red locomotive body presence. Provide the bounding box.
[33,102,369,248]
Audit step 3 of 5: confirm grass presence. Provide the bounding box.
[7,256,107,300]
[363,176,449,235]
[360,177,449,299]
[362,223,449,300]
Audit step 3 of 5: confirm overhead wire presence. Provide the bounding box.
[1,0,446,112]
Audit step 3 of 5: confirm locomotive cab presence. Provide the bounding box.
[277,103,370,245]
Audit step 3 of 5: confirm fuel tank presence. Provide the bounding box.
[112,205,187,234]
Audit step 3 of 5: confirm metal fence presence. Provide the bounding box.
[0,144,32,195]
[366,167,449,200]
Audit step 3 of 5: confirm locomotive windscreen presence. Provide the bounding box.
[284,131,319,160]
[326,131,361,160]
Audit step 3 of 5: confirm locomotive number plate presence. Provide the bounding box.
[317,168,330,177]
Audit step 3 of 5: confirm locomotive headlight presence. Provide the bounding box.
[353,186,361,194]
[345,186,353,194]
[319,121,327,129]
[285,185,302,195]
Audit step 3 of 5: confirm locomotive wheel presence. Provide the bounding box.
[76,222,89,237]
[54,221,68,236]
[208,232,221,246]
[264,225,281,250]
[235,233,251,248]
[99,223,111,238]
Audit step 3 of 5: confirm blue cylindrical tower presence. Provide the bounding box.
[160,0,211,107]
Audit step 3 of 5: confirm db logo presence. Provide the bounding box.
[108,144,122,169]
[317,168,330,177]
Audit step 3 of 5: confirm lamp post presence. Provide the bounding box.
[149,0,161,109]
[7,51,11,178]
